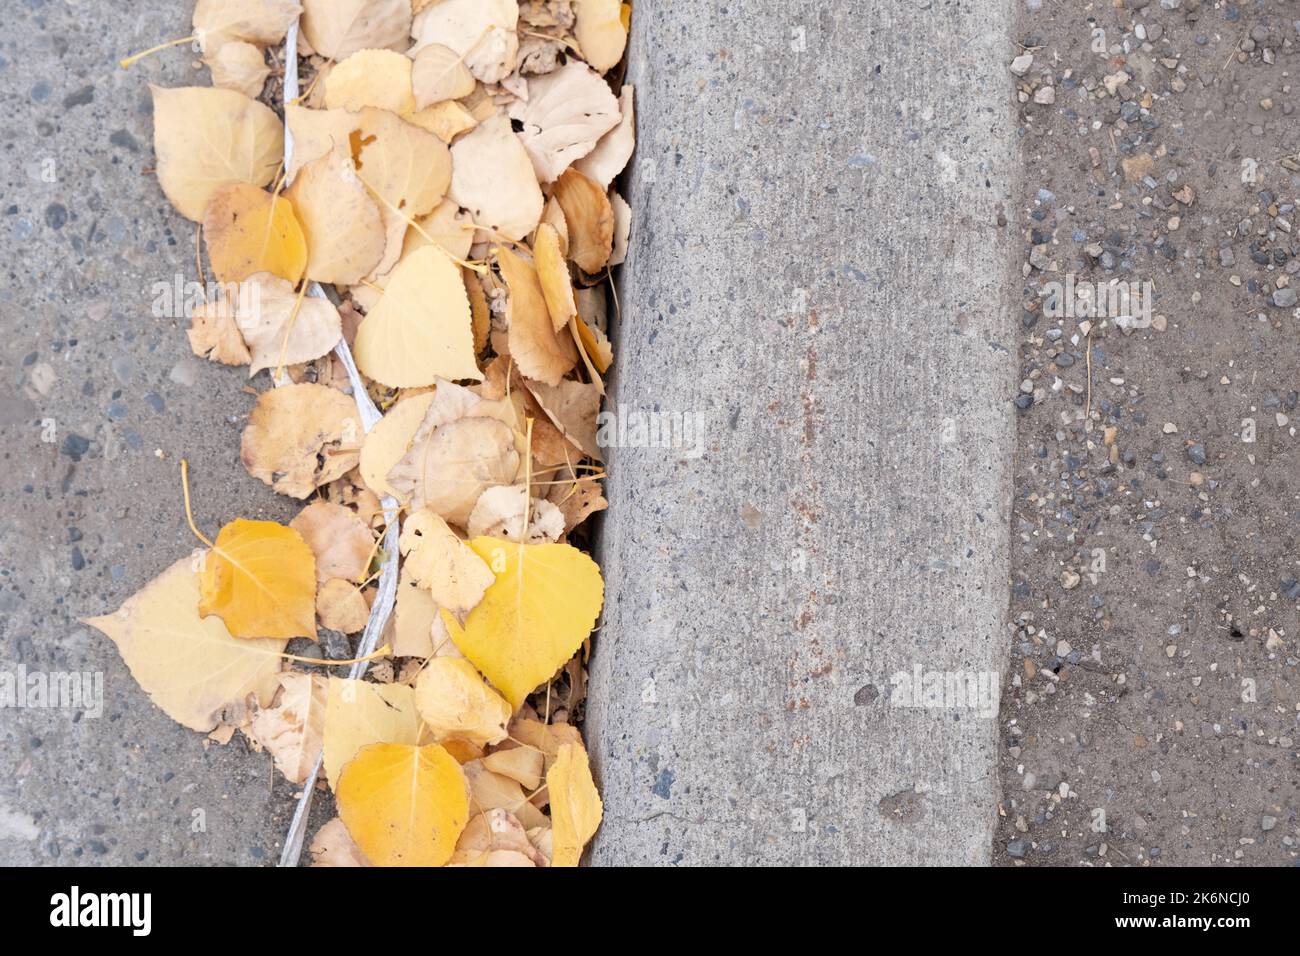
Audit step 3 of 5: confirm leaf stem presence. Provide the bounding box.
[180,459,216,550]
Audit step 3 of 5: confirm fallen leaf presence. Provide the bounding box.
[204,41,271,99]
[552,168,613,273]
[247,671,326,784]
[608,188,630,266]
[497,244,578,385]
[358,391,436,499]
[240,383,362,498]
[324,49,415,114]
[574,313,612,374]
[411,43,476,109]
[513,61,620,183]
[285,104,356,180]
[337,742,469,866]
[84,556,287,732]
[510,715,583,775]
[444,538,604,707]
[233,273,341,375]
[353,245,481,388]
[410,0,519,84]
[414,657,512,747]
[290,500,374,584]
[387,380,521,525]
[534,222,576,332]
[574,0,626,72]
[352,108,452,220]
[448,112,544,241]
[547,474,607,532]
[322,676,421,787]
[317,578,370,633]
[203,184,306,285]
[406,100,478,143]
[467,485,565,543]
[466,267,490,353]
[450,808,545,866]
[188,296,252,366]
[151,86,283,221]
[308,817,372,866]
[393,568,441,658]
[193,0,300,51]
[199,518,318,640]
[285,150,387,285]
[481,745,543,790]
[399,509,495,619]
[574,84,634,187]
[462,759,549,828]
[301,0,411,60]
[547,741,602,866]
[529,378,602,459]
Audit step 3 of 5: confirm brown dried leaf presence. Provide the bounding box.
[552,168,613,273]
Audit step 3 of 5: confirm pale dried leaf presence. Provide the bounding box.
[285,150,387,284]
[301,0,411,60]
[574,84,634,188]
[513,61,619,183]
[410,0,519,84]
[247,672,326,784]
[233,273,341,375]
[448,112,544,241]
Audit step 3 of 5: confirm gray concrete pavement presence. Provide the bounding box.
[0,1,300,864]
[587,0,1019,864]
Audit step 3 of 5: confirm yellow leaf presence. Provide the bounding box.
[150,85,283,222]
[353,108,451,220]
[534,222,576,333]
[444,538,604,708]
[574,0,627,73]
[84,556,287,732]
[414,658,512,747]
[575,314,613,374]
[285,104,356,180]
[337,742,469,867]
[324,49,416,114]
[358,391,436,499]
[323,677,421,788]
[285,150,387,286]
[497,244,577,386]
[203,184,307,284]
[411,43,475,109]
[547,742,603,867]
[198,518,318,640]
[353,245,481,388]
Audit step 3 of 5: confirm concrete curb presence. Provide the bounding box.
[587,0,1019,865]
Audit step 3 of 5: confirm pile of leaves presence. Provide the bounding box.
[88,0,634,868]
